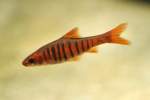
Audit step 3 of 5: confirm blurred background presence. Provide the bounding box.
[0,0,150,100]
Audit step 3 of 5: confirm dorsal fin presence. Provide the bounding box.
[63,27,80,38]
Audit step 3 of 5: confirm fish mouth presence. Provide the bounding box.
[22,59,37,67]
[22,59,29,67]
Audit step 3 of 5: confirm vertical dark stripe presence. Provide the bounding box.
[68,41,74,57]
[51,46,57,61]
[57,43,62,61]
[43,50,47,61]
[46,48,51,60]
[62,43,67,60]
[87,39,90,49]
[81,40,85,51]
[91,39,94,47]
[75,41,80,54]
[38,54,42,64]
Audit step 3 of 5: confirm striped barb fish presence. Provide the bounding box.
[22,23,130,66]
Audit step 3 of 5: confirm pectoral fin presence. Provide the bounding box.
[69,56,80,61]
[87,47,98,53]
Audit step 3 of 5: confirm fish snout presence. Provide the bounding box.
[22,59,29,67]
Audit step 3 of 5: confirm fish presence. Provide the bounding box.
[22,23,130,67]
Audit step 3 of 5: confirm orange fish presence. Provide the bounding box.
[22,23,130,66]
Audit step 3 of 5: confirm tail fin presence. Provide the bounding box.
[106,23,130,45]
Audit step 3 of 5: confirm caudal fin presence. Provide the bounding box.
[106,23,130,45]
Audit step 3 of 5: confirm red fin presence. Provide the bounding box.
[63,27,80,38]
[106,23,130,45]
[87,47,98,53]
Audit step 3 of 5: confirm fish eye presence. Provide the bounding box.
[28,58,35,64]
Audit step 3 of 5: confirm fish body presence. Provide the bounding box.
[22,23,129,66]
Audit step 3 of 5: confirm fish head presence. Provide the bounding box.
[22,52,42,67]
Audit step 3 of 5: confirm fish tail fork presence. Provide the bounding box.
[106,23,130,45]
